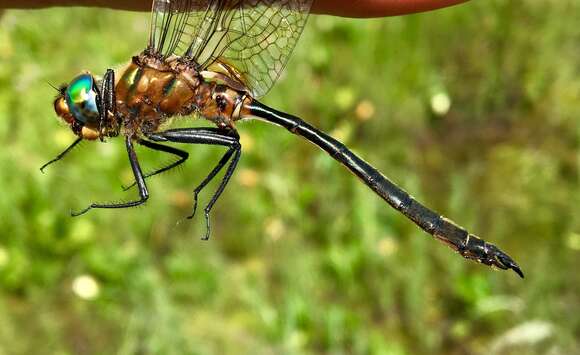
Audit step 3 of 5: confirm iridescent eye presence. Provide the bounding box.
[65,74,100,125]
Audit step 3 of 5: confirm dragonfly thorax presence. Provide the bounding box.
[114,52,250,136]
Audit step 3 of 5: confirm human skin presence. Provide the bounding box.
[0,0,469,18]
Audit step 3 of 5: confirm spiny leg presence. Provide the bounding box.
[138,133,237,226]
[199,145,241,240]
[123,139,189,191]
[102,69,116,118]
[40,137,82,173]
[100,69,116,126]
[71,136,149,216]
[188,147,235,220]
[93,69,117,141]
[147,127,241,240]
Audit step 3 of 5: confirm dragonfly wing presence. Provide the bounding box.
[149,0,313,98]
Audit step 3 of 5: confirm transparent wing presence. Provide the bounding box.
[149,0,312,98]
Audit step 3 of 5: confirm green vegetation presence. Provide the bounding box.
[0,1,578,354]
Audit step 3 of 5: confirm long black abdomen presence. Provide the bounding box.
[245,99,523,278]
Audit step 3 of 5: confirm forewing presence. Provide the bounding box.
[149,0,312,98]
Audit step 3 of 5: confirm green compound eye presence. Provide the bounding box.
[65,74,100,124]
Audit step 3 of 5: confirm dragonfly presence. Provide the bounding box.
[42,0,523,278]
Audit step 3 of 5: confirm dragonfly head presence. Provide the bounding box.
[54,72,103,141]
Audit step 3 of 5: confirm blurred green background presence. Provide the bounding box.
[0,1,578,354]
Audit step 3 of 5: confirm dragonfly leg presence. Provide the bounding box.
[199,143,240,240]
[40,137,82,173]
[188,146,235,220]
[102,69,116,118]
[71,136,149,216]
[147,127,242,240]
[122,139,189,191]
[93,69,119,139]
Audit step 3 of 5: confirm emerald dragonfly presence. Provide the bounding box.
[43,0,523,278]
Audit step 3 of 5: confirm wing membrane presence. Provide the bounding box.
[149,0,312,97]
